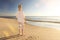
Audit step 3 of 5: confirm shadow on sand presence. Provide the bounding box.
[0,34,20,40]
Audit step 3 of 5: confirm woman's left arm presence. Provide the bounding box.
[23,11,26,23]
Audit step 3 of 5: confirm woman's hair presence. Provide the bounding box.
[18,4,22,8]
[18,4,22,11]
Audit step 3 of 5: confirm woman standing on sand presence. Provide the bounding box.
[16,4,25,36]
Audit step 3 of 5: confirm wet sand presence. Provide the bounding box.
[0,18,60,40]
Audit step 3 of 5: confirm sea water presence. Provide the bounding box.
[26,16,60,30]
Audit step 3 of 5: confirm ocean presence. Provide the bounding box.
[26,16,60,30]
[0,16,60,30]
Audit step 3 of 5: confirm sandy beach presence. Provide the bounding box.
[0,18,60,40]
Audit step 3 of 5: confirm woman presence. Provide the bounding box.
[16,4,25,36]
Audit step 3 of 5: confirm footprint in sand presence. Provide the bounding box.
[25,36,37,40]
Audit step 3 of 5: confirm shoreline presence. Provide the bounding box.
[1,17,60,30]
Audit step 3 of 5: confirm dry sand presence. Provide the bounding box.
[0,18,60,40]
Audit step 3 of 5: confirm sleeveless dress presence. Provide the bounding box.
[16,11,25,24]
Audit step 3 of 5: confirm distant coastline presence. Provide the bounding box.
[0,16,16,19]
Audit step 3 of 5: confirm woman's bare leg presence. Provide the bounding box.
[18,22,21,35]
[21,24,24,36]
[20,23,24,36]
[18,22,24,36]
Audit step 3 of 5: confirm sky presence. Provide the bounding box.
[0,0,60,16]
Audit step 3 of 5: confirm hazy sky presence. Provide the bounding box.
[0,0,22,16]
[0,0,60,16]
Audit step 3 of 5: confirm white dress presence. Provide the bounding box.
[16,11,25,24]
